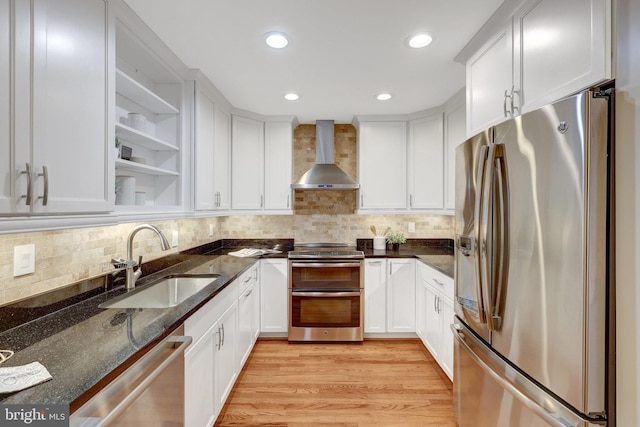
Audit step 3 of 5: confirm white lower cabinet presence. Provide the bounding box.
[364,259,387,333]
[387,259,416,333]
[417,261,454,380]
[214,301,239,414]
[184,262,261,426]
[237,265,260,368]
[184,324,215,427]
[260,259,288,335]
[364,258,416,334]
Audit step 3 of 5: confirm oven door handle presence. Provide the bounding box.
[290,262,362,268]
[291,291,361,297]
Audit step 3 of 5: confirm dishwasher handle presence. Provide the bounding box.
[71,334,192,427]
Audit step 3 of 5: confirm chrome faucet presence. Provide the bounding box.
[126,224,171,289]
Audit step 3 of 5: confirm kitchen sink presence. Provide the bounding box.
[100,274,221,309]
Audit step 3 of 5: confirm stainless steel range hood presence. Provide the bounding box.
[291,120,359,189]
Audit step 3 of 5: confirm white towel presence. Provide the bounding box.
[0,361,52,394]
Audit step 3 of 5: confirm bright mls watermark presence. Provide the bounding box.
[1,405,68,426]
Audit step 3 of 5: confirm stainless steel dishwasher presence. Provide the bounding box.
[70,326,191,426]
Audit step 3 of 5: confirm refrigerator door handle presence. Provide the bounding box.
[473,145,489,325]
[480,143,508,331]
[451,324,578,427]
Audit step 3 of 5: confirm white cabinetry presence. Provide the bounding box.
[357,122,407,210]
[213,301,238,413]
[237,264,259,368]
[407,114,444,210]
[184,324,215,427]
[264,122,293,210]
[466,0,612,136]
[260,259,288,335]
[114,17,184,211]
[231,116,294,212]
[364,258,415,334]
[1,0,113,216]
[444,91,466,212]
[386,259,416,333]
[364,259,387,333]
[231,115,264,210]
[184,278,239,426]
[194,76,231,211]
[184,262,262,426]
[417,261,454,380]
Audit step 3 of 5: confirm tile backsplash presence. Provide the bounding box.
[0,214,453,306]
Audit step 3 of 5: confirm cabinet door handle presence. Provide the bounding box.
[215,328,222,350]
[510,86,520,115]
[287,194,290,208]
[368,260,382,265]
[20,163,32,205]
[434,294,438,312]
[409,194,413,207]
[38,166,49,206]
[360,194,364,207]
[260,194,263,208]
[220,323,225,346]
[437,295,441,314]
[503,89,510,117]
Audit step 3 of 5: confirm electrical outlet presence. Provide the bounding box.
[408,222,416,233]
[171,230,179,248]
[14,244,35,277]
[208,224,214,237]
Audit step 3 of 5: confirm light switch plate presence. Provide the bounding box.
[14,244,35,277]
[408,222,416,233]
[208,224,214,237]
[171,230,179,248]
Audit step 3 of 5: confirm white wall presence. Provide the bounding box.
[615,0,640,425]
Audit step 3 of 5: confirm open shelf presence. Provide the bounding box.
[115,159,179,176]
[116,69,179,115]
[116,123,179,151]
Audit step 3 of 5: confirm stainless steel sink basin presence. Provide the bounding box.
[100,274,220,309]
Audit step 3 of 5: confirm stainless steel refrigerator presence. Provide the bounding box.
[453,89,614,427]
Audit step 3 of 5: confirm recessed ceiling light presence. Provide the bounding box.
[284,93,299,101]
[376,93,392,101]
[265,32,289,49]
[407,33,433,48]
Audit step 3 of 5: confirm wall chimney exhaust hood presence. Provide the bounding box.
[291,120,359,190]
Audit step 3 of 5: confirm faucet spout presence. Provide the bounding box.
[125,224,171,289]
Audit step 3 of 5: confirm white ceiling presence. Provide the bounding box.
[123,0,504,123]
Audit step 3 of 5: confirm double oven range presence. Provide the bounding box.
[288,244,364,342]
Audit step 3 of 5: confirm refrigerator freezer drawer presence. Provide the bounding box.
[452,321,603,427]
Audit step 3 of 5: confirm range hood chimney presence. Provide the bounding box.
[291,120,359,190]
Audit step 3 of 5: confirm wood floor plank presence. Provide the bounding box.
[214,339,457,426]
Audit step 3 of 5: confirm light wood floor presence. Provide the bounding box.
[215,338,457,426]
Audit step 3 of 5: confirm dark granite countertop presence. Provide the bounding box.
[0,239,293,411]
[357,238,454,278]
[0,237,452,410]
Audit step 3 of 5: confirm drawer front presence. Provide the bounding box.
[419,261,453,300]
[185,279,239,345]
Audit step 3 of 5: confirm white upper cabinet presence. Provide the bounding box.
[358,121,407,210]
[194,78,231,211]
[231,115,265,210]
[264,122,293,210]
[444,91,466,212]
[231,115,294,212]
[466,23,514,135]
[0,0,13,213]
[408,114,444,210]
[465,0,611,136]
[1,0,114,216]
